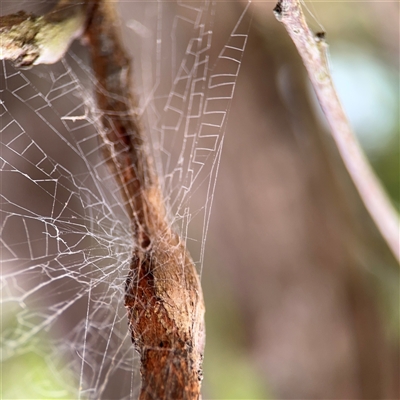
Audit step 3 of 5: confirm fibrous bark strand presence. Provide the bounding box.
[86,1,205,399]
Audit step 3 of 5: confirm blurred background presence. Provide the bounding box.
[1,1,399,399]
[201,2,399,398]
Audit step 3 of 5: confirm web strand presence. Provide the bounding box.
[0,1,251,398]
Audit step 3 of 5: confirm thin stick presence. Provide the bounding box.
[0,1,205,398]
[273,0,400,263]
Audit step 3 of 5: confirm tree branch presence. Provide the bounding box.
[85,1,205,398]
[0,0,205,398]
[273,0,400,263]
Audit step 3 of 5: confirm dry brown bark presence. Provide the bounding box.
[85,1,205,398]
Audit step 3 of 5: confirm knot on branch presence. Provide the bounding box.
[125,230,205,399]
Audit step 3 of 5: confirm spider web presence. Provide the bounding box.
[0,1,251,398]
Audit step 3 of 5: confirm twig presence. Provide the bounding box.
[273,0,400,263]
[0,0,206,398]
[0,0,88,67]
